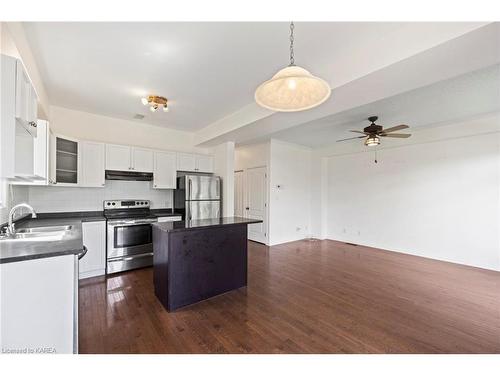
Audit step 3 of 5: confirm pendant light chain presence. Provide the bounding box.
[289,21,295,66]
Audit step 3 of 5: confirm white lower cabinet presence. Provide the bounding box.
[157,216,182,222]
[0,255,78,354]
[79,221,106,279]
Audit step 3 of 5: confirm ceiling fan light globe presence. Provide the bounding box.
[365,136,380,147]
[141,97,149,106]
[255,66,331,112]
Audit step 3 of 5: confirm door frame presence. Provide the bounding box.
[236,166,269,245]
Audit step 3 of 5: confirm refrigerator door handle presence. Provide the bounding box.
[188,178,192,201]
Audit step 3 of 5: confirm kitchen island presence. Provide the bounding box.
[152,217,262,311]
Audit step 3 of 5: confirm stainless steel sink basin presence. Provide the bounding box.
[0,225,74,242]
[16,225,73,233]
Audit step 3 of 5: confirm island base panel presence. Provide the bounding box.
[154,225,248,311]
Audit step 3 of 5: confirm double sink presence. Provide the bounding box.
[0,225,74,242]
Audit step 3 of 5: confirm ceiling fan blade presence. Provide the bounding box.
[381,133,411,138]
[349,130,368,135]
[336,136,366,142]
[380,124,409,133]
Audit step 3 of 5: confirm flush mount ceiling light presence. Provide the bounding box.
[255,22,331,112]
[141,95,169,112]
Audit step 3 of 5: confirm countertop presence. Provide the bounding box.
[0,218,85,264]
[0,209,181,264]
[153,216,262,233]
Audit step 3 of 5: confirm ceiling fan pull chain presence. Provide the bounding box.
[374,149,378,164]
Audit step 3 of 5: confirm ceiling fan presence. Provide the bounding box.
[337,116,411,147]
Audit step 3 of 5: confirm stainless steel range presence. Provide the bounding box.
[104,199,158,274]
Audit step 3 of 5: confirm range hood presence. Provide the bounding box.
[105,170,153,181]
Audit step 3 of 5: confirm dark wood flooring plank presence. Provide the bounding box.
[78,239,500,354]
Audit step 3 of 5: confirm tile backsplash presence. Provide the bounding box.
[27,180,173,213]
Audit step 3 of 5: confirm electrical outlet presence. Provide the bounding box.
[357,230,361,236]
[296,227,301,232]
[342,228,346,233]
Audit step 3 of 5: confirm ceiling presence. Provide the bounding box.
[23,22,485,132]
[272,64,500,148]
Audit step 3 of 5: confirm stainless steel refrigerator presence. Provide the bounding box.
[174,175,221,220]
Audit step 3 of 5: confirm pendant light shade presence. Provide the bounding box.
[255,65,331,112]
[255,22,331,112]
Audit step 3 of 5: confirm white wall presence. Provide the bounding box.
[234,142,270,171]
[214,142,235,217]
[325,124,500,271]
[27,180,172,213]
[49,106,209,154]
[268,140,313,246]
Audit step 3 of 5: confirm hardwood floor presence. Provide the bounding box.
[78,240,500,353]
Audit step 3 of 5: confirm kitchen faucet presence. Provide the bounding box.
[7,203,37,235]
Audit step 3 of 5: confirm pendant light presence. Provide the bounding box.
[255,22,331,112]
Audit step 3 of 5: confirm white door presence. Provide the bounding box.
[81,141,105,187]
[105,144,131,171]
[234,171,244,217]
[153,151,177,189]
[132,147,154,172]
[246,167,267,244]
[177,152,196,172]
[195,155,214,173]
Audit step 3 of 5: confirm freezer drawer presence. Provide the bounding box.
[187,200,220,220]
[107,253,153,274]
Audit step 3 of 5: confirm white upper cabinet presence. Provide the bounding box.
[105,144,131,171]
[15,60,38,137]
[195,155,214,173]
[33,120,49,182]
[81,141,105,187]
[177,152,196,172]
[51,134,80,186]
[0,55,38,180]
[105,144,153,173]
[153,151,177,189]
[12,119,50,186]
[132,147,153,172]
[176,153,214,173]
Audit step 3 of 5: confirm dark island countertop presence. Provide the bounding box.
[152,216,262,233]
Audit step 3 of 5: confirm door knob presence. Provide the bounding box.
[245,207,249,210]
